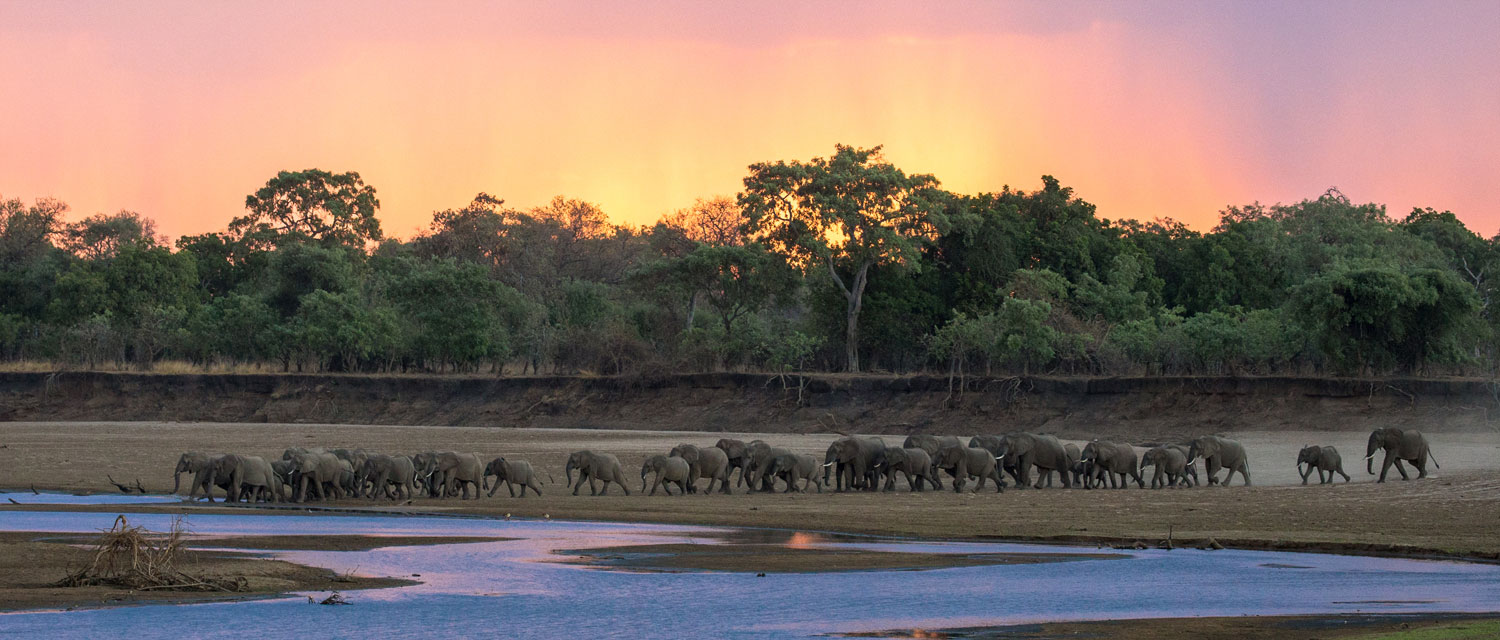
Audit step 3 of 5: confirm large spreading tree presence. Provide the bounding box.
[231,169,382,251]
[740,144,947,372]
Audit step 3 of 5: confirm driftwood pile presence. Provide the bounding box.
[56,515,245,592]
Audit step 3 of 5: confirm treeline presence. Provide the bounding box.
[1,147,1495,377]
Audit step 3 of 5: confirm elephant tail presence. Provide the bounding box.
[546,472,556,484]
[1429,450,1441,469]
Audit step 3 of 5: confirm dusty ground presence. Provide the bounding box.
[0,530,427,611]
[1,421,1498,561]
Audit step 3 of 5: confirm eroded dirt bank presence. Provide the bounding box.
[2,371,1498,436]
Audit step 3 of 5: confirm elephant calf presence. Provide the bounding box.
[1140,446,1190,489]
[484,457,543,498]
[360,454,417,500]
[641,455,692,496]
[877,447,938,492]
[764,453,824,493]
[566,450,630,496]
[669,444,732,495]
[1081,441,1145,489]
[1297,445,1351,484]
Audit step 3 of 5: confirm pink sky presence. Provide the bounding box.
[2,1,1497,239]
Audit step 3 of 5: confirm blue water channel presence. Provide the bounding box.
[0,501,1496,638]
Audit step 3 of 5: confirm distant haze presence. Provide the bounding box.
[2,1,1497,238]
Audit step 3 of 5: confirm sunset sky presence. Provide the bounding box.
[3,1,1498,240]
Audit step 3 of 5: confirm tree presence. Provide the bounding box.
[232,169,381,250]
[660,196,747,246]
[62,210,162,260]
[740,144,947,371]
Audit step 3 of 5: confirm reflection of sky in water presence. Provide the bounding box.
[0,510,1497,638]
[0,491,183,505]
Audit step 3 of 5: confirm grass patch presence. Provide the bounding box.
[1355,620,1500,639]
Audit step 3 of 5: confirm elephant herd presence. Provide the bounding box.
[169,428,1440,503]
[172,448,543,503]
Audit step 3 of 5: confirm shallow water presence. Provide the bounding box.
[1,509,1497,638]
[0,491,183,505]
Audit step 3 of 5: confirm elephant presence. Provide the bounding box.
[1063,443,1082,487]
[1366,428,1439,482]
[483,457,543,498]
[188,454,233,502]
[876,447,939,492]
[669,444,732,495]
[566,450,631,496]
[335,458,359,497]
[995,433,1072,489]
[969,435,1021,487]
[763,453,824,493]
[329,448,368,470]
[270,459,297,500]
[822,442,846,491]
[433,452,484,499]
[172,452,215,495]
[714,438,752,486]
[932,444,1005,493]
[1080,441,1144,489]
[208,454,281,503]
[1169,444,1200,487]
[1187,436,1251,486]
[824,436,887,492]
[359,454,416,500]
[286,451,345,502]
[282,447,326,461]
[904,435,961,489]
[744,442,791,492]
[1297,445,1351,484]
[1140,446,1190,489]
[641,455,692,496]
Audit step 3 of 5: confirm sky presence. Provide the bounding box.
[2,1,1498,240]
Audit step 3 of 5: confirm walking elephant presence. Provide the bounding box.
[172,452,215,495]
[1298,445,1351,484]
[715,438,752,487]
[824,436,886,492]
[932,444,1005,493]
[1140,446,1189,489]
[996,432,1072,489]
[1081,441,1144,489]
[433,452,484,499]
[1187,436,1251,486]
[360,454,417,500]
[483,457,543,498]
[641,455,691,496]
[669,444,731,495]
[745,443,792,492]
[1366,428,1438,482]
[905,435,961,489]
[566,450,631,496]
[208,454,280,503]
[286,451,345,502]
[763,453,824,493]
[877,447,938,492]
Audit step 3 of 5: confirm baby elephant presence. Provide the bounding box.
[641,455,692,496]
[483,457,543,498]
[1140,446,1190,489]
[1297,445,1351,484]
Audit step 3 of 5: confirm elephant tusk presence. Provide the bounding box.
[823,462,835,468]
[1364,453,1376,460]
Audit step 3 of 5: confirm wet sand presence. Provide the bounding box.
[560,542,1124,573]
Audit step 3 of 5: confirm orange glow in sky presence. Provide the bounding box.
[2,2,1498,239]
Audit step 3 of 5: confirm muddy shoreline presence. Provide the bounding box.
[0,530,438,612]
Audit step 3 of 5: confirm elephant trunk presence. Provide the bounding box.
[172,472,181,494]
[565,460,575,486]
[1366,432,1380,475]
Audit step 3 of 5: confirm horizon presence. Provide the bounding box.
[3,1,1498,238]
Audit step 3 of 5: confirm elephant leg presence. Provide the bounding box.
[1394,459,1411,480]
[1339,466,1351,482]
[571,477,583,496]
[1377,453,1395,482]
[1415,456,1429,479]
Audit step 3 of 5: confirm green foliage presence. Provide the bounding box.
[4,162,1497,378]
[232,169,382,250]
